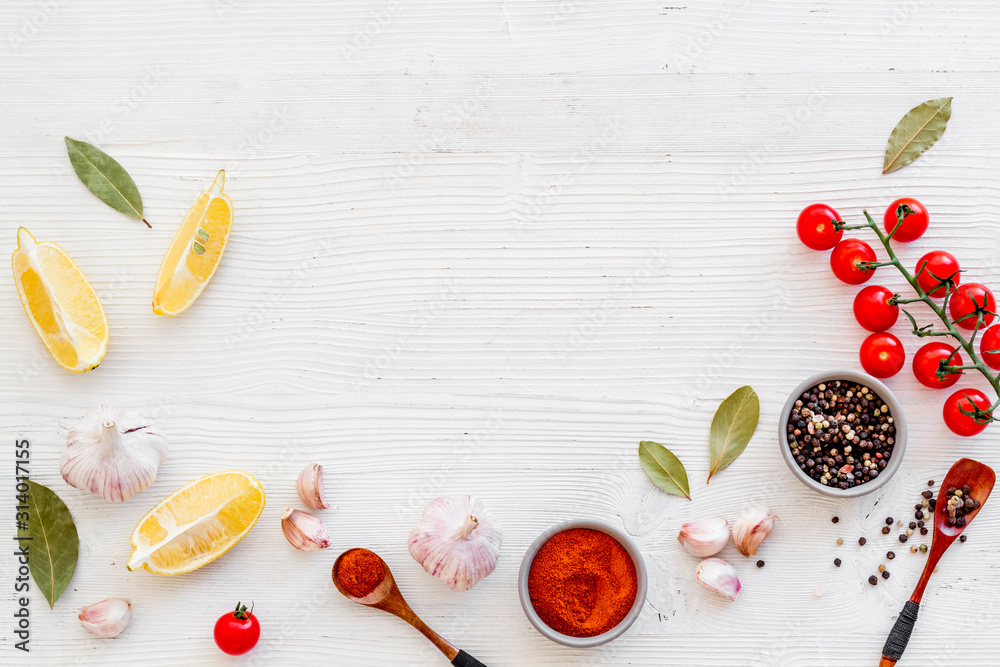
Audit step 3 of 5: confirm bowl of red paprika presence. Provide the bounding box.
[518,520,647,647]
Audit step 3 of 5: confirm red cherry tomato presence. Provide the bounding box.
[949,283,996,331]
[915,250,961,297]
[912,342,963,389]
[797,203,843,251]
[859,332,905,378]
[853,285,898,332]
[981,325,1000,370]
[214,602,260,656]
[883,197,929,242]
[830,239,877,285]
[942,388,992,437]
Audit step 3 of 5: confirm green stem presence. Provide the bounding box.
[860,210,1000,414]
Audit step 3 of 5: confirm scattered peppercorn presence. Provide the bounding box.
[899,534,908,543]
[928,480,935,486]
[868,575,878,586]
[836,538,844,545]
[910,546,917,553]
[886,551,895,560]
[920,527,928,535]
[921,490,933,499]
[878,564,886,573]
[858,537,867,546]
[908,522,916,530]
[960,535,968,543]
[882,571,890,580]
[834,558,842,567]
[832,516,839,523]
[881,526,890,535]
[885,517,893,526]
[919,544,928,553]
[756,560,765,568]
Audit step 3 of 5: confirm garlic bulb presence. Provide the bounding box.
[677,516,729,557]
[297,463,330,510]
[281,508,331,551]
[61,406,168,502]
[695,557,741,602]
[732,507,777,557]
[79,598,132,637]
[408,496,502,592]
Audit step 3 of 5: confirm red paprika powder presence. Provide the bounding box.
[336,548,386,598]
[527,528,638,638]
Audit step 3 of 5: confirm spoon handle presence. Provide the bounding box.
[879,600,920,666]
[451,649,488,666]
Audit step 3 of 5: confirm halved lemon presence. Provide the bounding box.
[127,470,265,575]
[152,170,233,316]
[11,227,108,373]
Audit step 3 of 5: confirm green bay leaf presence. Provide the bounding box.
[65,137,149,227]
[707,386,760,483]
[882,97,952,174]
[20,480,79,608]
[638,440,691,500]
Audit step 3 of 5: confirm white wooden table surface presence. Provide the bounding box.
[3,1,1000,665]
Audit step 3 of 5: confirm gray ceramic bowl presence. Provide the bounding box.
[779,369,908,497]
[518,520,647,648]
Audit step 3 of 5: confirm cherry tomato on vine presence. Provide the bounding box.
[883,197,929,242]
[981,325,1000,370]
[797,203,843,251]
[214,602,260,656]
[830,238,877,285]
[949,283,996,331]
[853,285,898,332]
[942,388,992,437]
[915,250,961,298]
[859,332,905,378]
[912,342,963,389]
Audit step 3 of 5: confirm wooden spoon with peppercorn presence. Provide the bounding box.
[879,458,995,666]
[332,548,488,667]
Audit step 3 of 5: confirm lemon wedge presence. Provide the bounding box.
[127,470,265,575]
[11,227,108,373]
[152,170,233,316]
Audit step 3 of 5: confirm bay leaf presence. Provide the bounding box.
[65,137,150,227]
[882,97,952,174]
[18,480,79,608]
[638,440,691,500]
[707,386,760,483]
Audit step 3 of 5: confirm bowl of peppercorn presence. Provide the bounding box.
[779,370,907,497]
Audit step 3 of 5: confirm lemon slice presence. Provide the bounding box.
[152,170,233,316]
[11,227,108,373]
[127,470,265,575]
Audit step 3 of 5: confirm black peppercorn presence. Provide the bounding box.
[899,534,908,543]
[858,537,867,546]
[928,480,934,486]
[882,571,890,580]
[868,575,878,586]
[921,490,933,499]
[834,558,842,567]
[832,516,839,523]
[920,527,928,535]
[885,517,893,525]
[886,551,895,560]
[960,535,968,543]
[756,560,765,568]
[881,526,890,535]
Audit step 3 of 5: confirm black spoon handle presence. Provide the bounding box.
[451,649,487,667]
[880,600,920,664]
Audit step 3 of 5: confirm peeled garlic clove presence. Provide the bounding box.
[79,598,132,637]
[677,516,729,557]
[297,463,330,510]
[60,405,168,503]
[408,495,502,592]
[695,557,741,602]
[281,508,331,551]
[732,506,777,557]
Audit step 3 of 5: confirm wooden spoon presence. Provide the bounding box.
[332,548,488,667]
[879,458,995,666]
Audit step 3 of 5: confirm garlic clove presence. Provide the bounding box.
[297,463,330,510]
[79,598,132,637]
[60,405,168,503]
[281,508,331,551]
[695,557,741,602]
[732,506,777,557]
[408,495,502,592]
[677,516,729,557]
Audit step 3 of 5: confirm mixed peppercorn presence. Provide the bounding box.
[787,381,896,489]
[944,484,980,527]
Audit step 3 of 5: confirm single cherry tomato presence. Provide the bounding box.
[942,388,992,437]
[981,325,1000,370]
[859,332,905,378]
[883,197,929,242]
[853,285,899,332]
[797,203,843,251]
[949,283,996,330]
[912,342,964,389]
[831,238,877,285]
[214,602,260,656]
[915,250,961,297]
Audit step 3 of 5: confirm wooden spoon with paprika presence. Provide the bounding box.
[879,458,995,666]
[332,548,488,667]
